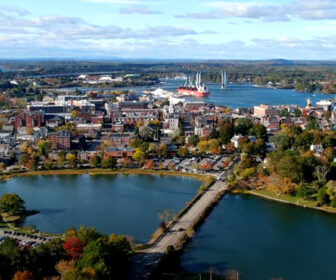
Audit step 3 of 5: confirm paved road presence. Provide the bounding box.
[126,159,238,280]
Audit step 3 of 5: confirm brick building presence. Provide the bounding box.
[14,111,46,129]
[49,130,71,150]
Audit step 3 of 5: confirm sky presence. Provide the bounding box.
[0,0,336,60]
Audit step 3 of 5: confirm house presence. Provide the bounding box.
[231,135,243,148]
[310,144,324,154]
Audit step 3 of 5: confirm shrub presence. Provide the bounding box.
[297,184,315,199]
[241,167,256,179]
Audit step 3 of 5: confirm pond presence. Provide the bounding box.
[181,194,336,280]
[0,174,201,243]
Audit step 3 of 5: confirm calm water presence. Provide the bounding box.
[181,194,336,280]
[0,174,200,243]
[59,80,329,109]
[160,80,329,108]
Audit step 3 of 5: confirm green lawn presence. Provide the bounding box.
[249,189,317,208]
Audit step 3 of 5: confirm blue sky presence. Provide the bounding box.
[0,0,336,59]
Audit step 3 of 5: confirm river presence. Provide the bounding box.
[181,194,336,280]
[0,174,201,243]
[61,79,329,109]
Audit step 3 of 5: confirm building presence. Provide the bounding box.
[102,133,133,147]
[76,124,102,133]
[105,147,134,158]
[14,111,46,129]
[49,130,71,150]
[254,104,279,118]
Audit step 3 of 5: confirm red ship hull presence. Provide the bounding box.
[177,87,210,97]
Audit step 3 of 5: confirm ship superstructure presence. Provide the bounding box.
[177,72,210,97]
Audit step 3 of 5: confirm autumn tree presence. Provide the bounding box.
[37,139,51,156]
[70,110,80,118]
[157,143,168,158]
[101,156,116,169]
[132,149,146,162]
[63,237,85,260]
[145,159,155,169]
[177,146,188,157]
[89,155,101,168]
[66,153,78,168]
[13,271,33,280]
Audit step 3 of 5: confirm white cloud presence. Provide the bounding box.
[177,0,336,21]
[119,6,162,14]
[0,5,30,16]
[85,0,147,4]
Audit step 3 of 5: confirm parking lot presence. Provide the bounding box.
[173,155,229,173]
[0,228,52,248]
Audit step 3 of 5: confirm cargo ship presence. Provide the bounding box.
[177,72,210,97]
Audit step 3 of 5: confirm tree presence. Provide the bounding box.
[294,108,302,117]
[0,193,26,216]
[317,187,330,206]
[30,238,66,278]
[57,150,67,167]
[280,108,290,118]
[89,155,101,168]
[147,143,158,155]
[101,156,116,169]
[13,271,34,280]
[138,126,155,141]
[132,149,146,162]
[326,181,336,201]
[0,238,22,279]
[19,141,29,153]
[157,143,168,158]
[314,165,329,184]
[188,134,200,146]
[178,118,185,137]
[234,118,253,136]
[77,238,130,279]
[158,209,176,224]
[66,153,78,168]
[65,226,102,245]
[56,260,76,279]
[63,237,85,260]
[177,146,188,157]
[37,140,51,156]
[208,139,221,154]
[218,120,234,144]
[108,234,131,255]
[26,127,34,135]
[197,141,209,154]
[209,127,219,139]
[70,110,80,118]
[145,159,155,169]
[249,123,268,141]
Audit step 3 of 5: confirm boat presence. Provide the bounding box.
[177,72,210,97]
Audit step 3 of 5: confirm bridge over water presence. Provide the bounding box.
[126,158,238,280]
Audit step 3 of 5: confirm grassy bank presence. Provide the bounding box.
[238,189,336,215]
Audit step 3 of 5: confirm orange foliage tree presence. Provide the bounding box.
[13,271,34,280]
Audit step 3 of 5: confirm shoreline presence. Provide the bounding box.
[237,189,336,215]
[0,168,213,185]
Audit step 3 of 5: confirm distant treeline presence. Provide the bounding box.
[1,60,336,93]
